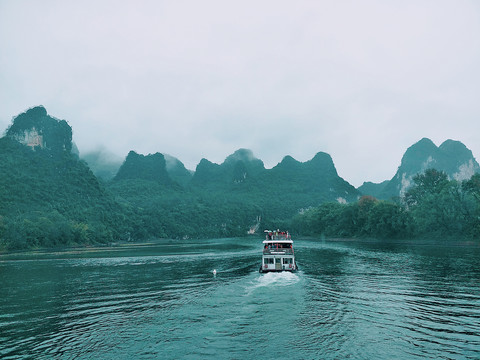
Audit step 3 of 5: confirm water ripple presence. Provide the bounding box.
[1,239,480,359]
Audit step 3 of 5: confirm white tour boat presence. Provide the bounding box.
[259,230,297,273]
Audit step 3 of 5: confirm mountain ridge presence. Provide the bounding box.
[359,137,480,199]
[5,107,479,200]
[2,106,480,248]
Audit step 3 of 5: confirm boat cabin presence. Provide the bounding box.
[260,230,296,272]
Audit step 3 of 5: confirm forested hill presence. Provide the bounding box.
[358,138,480,199]
[1,106,480,250]
[110,147,360,221]
[114,151,172,184]
[0,107,360,249]
[0,108,132,249]
[5,106,73,153]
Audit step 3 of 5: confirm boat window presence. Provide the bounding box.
[264,258,274,264]
[282,258,293,264]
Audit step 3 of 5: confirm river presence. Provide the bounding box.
[1,238,479,359]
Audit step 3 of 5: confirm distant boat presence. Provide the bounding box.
[259,230,297,273]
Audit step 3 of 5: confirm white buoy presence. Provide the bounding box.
[213,269,217,276]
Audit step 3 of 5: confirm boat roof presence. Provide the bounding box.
[263,240,293,244]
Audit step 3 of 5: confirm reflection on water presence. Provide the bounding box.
[1,239,479,359]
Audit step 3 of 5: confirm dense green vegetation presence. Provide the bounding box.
[1,107,479,251]
[3,135,478,251]
[292,169,480,240]
[0,137,137,250]
[365,138,480,200]
[108,179,263,240]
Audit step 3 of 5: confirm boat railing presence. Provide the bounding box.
[263,248,294,255]
[266,234,291,240]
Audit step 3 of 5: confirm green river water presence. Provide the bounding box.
[1,238,479,359]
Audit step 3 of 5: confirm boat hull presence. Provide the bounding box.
[259,264,298,273]
[259,254,297,273]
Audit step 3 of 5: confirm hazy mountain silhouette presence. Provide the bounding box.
[359,138,479,199]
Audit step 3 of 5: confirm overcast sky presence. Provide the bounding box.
[1,0,479,186]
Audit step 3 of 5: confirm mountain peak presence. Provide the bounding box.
[280,155,300,165]
[163,154,193,185]
[377,138,479,199]
[308,151,336,168]
[114,151,171,184]
[6,106,72,153]
[399,137,438,171]
[439,139,470,155]
[224,148,263,166]
[407,137,437,154]
[25,105,48,117]
[223,149,265,181]
[417,137,436,145]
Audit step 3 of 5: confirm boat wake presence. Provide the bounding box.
[246,271,301,295]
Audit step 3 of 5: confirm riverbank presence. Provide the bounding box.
[0,238,183,260]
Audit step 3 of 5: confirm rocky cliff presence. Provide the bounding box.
[6,106,72,153]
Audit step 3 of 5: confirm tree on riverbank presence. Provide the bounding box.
[292,169,480,240]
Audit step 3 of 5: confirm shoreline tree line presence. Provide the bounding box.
[291,169,480,240]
